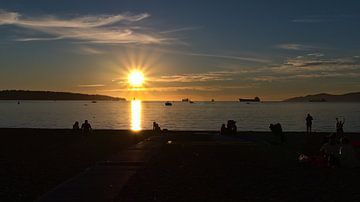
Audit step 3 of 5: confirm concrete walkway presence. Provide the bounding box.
[37,135,165,202]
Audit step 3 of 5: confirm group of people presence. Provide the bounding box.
[73,120,92,134]
[306,113,345,136]
[220,120,237,136]
[300,133,359,168]
[301,114,359,168]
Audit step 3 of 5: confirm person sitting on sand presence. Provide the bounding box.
[81,120,92,135]
[269,123,285,143]
[306,114,313,135]
[153,122,161,132]
[73,121,80,131]
[220,124,226,135]
[226,120,237,136]
[320,134,340,167]
[339,137,360,168]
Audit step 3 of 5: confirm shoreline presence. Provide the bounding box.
[0,128,359,135]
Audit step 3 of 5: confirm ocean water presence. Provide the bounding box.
[0,100,359,132]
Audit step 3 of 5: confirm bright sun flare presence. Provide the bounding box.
[128,71,144,87]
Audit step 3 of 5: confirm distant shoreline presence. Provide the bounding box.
[0,90,126,101]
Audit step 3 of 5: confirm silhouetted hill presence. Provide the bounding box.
[283,92,360,102]
[0,90,126,101]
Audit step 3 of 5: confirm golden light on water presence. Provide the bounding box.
[131,100,142,131]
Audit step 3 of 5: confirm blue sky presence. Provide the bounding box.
[0,0,360,100]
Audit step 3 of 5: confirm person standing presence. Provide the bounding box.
[306,114,313,135]
[336,117,345,137]
[81,120,92,135]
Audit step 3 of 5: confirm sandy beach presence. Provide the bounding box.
[116,132,360,202]
[0,129,149,201]
[1,129,360,201]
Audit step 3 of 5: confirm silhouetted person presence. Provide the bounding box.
[153,122,161,132]
[339,137,360,168]
[336,118,345,137]
[220,124,226,135]
[320,134,340,167]
[81,120,92,135]
[226,120,237,136]
[269,123,285,143]
[306,114,313,134]
[73,121,80,131]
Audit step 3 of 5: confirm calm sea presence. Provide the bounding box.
[0,100,359,132]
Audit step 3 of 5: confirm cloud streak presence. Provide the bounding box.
[184,52,270,63]
[151,70,235,83]
[78,84,105,87]
[276,43,318,51]
[0,10,168,44]
[260,55,360,81]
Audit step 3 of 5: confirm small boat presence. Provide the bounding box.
[165,101,172,106]
[189,101,194,104]
[211,99,215,102]
[91,100,97,103]
[309,98,326,102]
[239,97,260,102]
[17,101,20,104]
[182,98,189,102]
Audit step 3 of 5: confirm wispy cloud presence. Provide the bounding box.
[262,55,360,81]
[276,43,317,51]
[151,70,235,83]
[78,84,105,87]
[292,19,328,23]
[102,84,253,93]
[160,26,202,34]
[183,52,270,63]
[77,46,104,55]
[292,14,357,23]
[0,10,169,44]
[307,53,324,57]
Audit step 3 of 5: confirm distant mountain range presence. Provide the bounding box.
[0,90,126,101]
[283,92,360,102]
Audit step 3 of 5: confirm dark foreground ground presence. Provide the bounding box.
[0,129,149,202]
[1,129,360,202]
[116,132,360,202]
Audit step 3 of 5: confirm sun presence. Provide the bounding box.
[128,71,144,87]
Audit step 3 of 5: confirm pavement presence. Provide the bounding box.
[37,135,165,202]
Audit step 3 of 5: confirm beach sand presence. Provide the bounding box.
[116,132,360,202]
[0,129,148,202]
[1,129,360,201]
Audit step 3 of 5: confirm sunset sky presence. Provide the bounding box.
[1,0,360,101]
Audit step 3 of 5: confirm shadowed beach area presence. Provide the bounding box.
[0,129,360,201]
[116,132,360,202]
[0,129,148,201]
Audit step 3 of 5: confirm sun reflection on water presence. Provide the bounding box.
[131,100,141,131]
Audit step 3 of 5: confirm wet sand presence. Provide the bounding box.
[0,129,149,202]
[116,132,360,202]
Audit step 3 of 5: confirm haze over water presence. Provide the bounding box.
[1,101,359,132]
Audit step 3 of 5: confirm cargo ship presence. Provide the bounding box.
[239,97,261,102]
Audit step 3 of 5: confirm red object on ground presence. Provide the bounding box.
[351,140,360,148]
[309,155,327,168]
